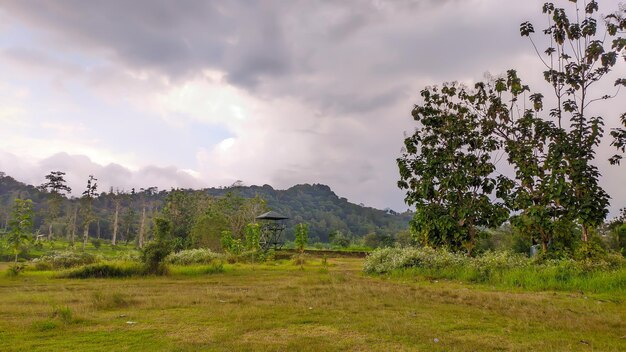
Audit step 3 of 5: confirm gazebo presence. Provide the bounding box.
[255,211,289,250]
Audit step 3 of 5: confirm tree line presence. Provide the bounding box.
[0,171,412,254]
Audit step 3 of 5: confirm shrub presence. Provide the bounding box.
[165,248,223,265]
[364,246,626,292]
[363,247,466,274]
[32,251,98,270]
[91,238,102,249]
[6,263,25,277]
[59,262,144,279]
[142,240,172,275]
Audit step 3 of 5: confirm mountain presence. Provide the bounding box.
[0,172,411,242]
[203,183,412,241]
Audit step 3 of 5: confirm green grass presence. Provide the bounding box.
[387,265,626,295]
[0,239,139,261]
[0,258,624,351]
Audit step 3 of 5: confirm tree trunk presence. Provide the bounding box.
[48,222,53,241]
[466,223,476,256]
[138,206,146,249]
[97,220,101,239]
[71,207,78,245]
[82,222,89,251]
[112,204,119,246]
[581,224,589,242]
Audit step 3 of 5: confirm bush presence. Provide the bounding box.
[91,238,102,249]
[363,247,466,274]
[165,248,223,265]
[142,240,172,275]
[6,263,25,277]
[32,251,98,270]
[364,246,626,293]
[59,262,144,279]
[365,246,624,276]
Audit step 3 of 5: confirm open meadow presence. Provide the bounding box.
[1,256,624,352]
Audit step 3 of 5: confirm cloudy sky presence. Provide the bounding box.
[0,0,624,216]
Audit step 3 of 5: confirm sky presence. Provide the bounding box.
[0,0,624,217]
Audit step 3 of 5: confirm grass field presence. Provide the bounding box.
[0,258,624,351]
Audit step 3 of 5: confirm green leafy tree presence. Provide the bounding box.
[80,175,98,251]
[519,1,625,242]
[329,230,350,248]
[220,230,243,255]
[7,198,34,263]
[121,206,137,245]
[142,217,173,275]
[294,223,309,254]
[484,70,573,253]
[109,189,123,246]
[245,223,261,251]
[39,171,71,240]
[607,5,626,164]
[398,83,509,254]
[162,190,202,246]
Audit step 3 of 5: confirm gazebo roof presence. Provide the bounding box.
[256,211,289,220]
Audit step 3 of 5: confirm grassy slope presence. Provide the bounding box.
[0,259,624,351]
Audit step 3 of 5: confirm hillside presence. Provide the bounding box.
[0,172,411,242]
[203,183,412,241]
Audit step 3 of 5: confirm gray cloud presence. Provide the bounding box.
[0,0,533,113]
[0,152,202,196]
[0,0,623,216]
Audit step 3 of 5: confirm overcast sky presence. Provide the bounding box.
[0,0,624,216]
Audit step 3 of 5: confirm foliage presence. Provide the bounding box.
[32,251,98,269]
[59,262,144,279]
[220,230,243,255]
[364,246,624,281]
[397,1,625,257]
[244,223,261,251]
[141,240,172,275]
[1,172,412,245]
[518,1,624,242]
[80,175,98,250]
[328,230,350,248]
[165,248,224,265]
[363,232,395,249]
[398,83,509,254]
[7,198,34,263]
[141,218,174,275]
[294,223,309,253]
[153,217,172,241]
[6,263,25,277]
[190,212,228,250]
[39,171,71,240]
[91,238,102,249]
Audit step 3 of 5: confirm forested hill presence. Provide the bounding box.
[203,184,412,241]
[0,172,411,242]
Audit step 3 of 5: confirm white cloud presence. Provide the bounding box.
[0,0,623,217]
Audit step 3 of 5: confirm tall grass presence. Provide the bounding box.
[165,248,223,265]
[57,262,144,279]
[32,251,98,270]
[365,247,626,294]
